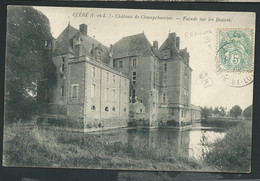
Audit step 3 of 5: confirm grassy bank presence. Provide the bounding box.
[3,121,213,171]
[204,121,252,172]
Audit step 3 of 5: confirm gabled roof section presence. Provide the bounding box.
[54,24,79,56]
[159,33,183,61]
[112,33,154,59]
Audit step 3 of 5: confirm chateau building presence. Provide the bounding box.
[47,23,200,131]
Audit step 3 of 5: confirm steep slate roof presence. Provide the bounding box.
[112,33,154,59]
[54,24,79,55]
[53,24,110,64]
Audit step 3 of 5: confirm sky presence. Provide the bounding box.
[33,6,255,110]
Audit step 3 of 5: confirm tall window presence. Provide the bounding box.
[124,92,127,103]
[61,57,65,72]
[162,93,166,103]
[105,88,109,101]
[71,84,79,99]
[132,58,137,68]
[119,61,123,68]
[60,86,64,97]
[91,84,96,98]
[132,72,136,85]
[164,63,167,72]
[132,89,136,103]
[112,89,116,101]
[113,75,115,83]
[92,67,95,77]
[106,72,109,82]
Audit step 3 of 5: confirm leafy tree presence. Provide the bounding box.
[230,105,242,119]
[220,106,226,117]
[201,107,210,120]
[213,107,220,115]
[5,6,56,122]
[243,105,252,119]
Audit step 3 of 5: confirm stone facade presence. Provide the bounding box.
[47,23,200,130]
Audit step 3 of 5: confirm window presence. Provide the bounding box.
[132,89,136,103]
[163,49,169,59]
[105,88,109,101]
[61,57,65,72]
[113,75,115,83]
[76,37,81,45]
[60,86,64,97]
[112,89,116,101]
[163,93,166,103]
[97,50,101,61]
[132,58,137,67]
[124,92,127,103]
[119,61,123,68]
[164,63,167,72]
[182,110,184,117]
[105,107,109,112]
[92,67,95,77]
[91,105,96,110]
[132,72,136,85]
[140,99,143,103]
[106,72,109,82]
[91,84,96,98]
[140,109,143,113]
[71,84,79,99]
[124,108,126,112]
[112,107,116,112]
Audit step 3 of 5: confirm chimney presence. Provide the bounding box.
[79,24,87,35]
[176,37,180,49]
[169,32,176,47]
[153,41,158,49]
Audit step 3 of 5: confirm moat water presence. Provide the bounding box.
[94,123,226,160]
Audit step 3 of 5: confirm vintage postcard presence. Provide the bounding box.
[3,6,255,173]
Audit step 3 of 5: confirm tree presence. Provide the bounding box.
[213,107,220,116]
[5,6,56,122]
[220,106,226,117]
[230,105,242,119]
[243,105,252,120]
[201,107,210,120]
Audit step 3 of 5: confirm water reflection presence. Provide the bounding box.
[125,126,225,160]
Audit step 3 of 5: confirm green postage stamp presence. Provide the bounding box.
[217,29,254,73]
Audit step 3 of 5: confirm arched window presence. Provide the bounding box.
[112,107,116,112]
[105,107,109,112]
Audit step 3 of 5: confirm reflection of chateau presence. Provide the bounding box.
[46,23,201,131]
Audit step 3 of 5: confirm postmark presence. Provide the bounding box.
[216,28,254,87]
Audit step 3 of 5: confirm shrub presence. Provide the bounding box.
[166,120,179,127]
[204,122,251,172]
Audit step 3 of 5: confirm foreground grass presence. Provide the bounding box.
[204,121,252,172]
[3,121,251,172]
[3,122,214,171]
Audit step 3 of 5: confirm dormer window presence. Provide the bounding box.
[97,50,101,61]
[131,57,137,68]
[163,49,170,59]
[75,37,81,45]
